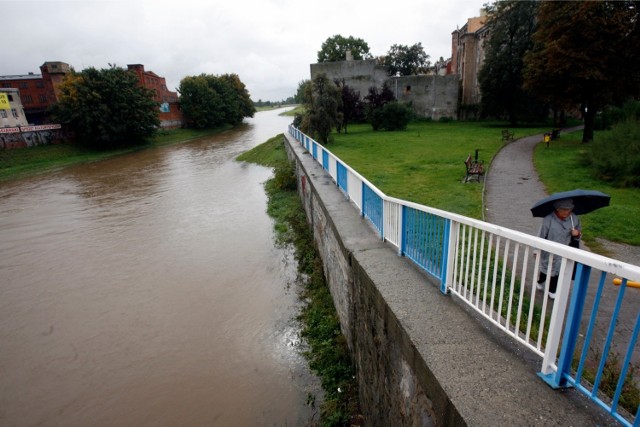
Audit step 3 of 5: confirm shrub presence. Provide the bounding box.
[292,113,303,129]
[597,101,640,130]
[586,118,640,187]
[370,102,413,131]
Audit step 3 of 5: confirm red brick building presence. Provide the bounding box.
[0,61,184,129]
[127,64,184,129]
[0,61,71,124]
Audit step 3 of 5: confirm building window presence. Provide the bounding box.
[36,81,44,88]
[405,85,412,94]
[39,94,48,102]
[12,108,19,118]
[19,82,28,89]
[7,94,13,101]
[0,110,7,118]
[23,95,33,104]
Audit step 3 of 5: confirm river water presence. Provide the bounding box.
[0,108,319,426]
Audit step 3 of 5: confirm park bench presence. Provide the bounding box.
[501,129,514,142]
[463,154,484,183]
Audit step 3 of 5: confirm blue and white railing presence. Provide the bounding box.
[288,125,640,427]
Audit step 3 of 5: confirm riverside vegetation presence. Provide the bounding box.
[0,127,230,182]
[237,135,361,426]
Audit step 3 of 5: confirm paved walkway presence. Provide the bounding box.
[484,126,640,267]
[484,127,640,373]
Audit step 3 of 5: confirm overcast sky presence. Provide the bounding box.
[2,0,487,101]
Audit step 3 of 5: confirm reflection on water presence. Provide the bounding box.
[0,109,319,426]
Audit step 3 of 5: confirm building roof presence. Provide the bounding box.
[0,74,42,81]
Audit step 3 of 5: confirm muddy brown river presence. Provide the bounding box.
[0,108,319,426]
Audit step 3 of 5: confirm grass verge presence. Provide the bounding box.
[238,135,361,426]
[0,126,230,183]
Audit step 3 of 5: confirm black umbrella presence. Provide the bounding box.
[531,189,611,217]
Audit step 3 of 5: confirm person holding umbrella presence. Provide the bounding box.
[535,198,582,299]
[531,189,610,299]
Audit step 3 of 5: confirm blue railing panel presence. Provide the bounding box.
[312,142,318,160]
[402,206,446,281]
[363,183,383,236]
[322,150,329,171]
[337,162,348,194]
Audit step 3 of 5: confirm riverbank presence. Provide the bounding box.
[237,135,362,426]
[0,126,231,183]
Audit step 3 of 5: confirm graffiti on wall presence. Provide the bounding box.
[0,124,67,149]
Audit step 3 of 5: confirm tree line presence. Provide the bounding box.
[296,1,640,186]
[52,66,255,150]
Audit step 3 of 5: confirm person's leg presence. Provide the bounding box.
[549,275,559,298]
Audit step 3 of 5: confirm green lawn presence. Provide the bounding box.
[328,121,549,218]
[315,121,637,247]
[534,131,640,246]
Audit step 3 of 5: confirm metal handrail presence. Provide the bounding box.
[287,125,640,426]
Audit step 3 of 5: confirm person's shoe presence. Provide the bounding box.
[536,282,544,291]
[548,292,556,300]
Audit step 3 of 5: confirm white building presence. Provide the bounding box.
[0,88,28,128]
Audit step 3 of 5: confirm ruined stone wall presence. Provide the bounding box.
[310,60,458,120]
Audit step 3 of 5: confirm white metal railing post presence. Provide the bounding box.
[398,203,405,256]
[539,259,575,376]
[443,220,459,294]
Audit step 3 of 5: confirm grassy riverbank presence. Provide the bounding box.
[237,135,361,426]
[0,126,230,183]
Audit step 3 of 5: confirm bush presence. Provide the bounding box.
[292,113,303,129]
[597,101,640,130]
[586,118,640,187]
[272,159,297,191]
[370,102,413,131]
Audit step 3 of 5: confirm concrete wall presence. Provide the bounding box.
[283,132,611,427]
[310,60,458,120]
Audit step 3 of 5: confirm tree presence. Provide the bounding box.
[317,35,373,63]
[219,73,255,123]
[303,73,342,144]
[178,75,225,128]
[179,73,254,129]
[363,83,396,124]
[382,43,430,76]
[295,79,310,104]
[478,0,546,125]
[52,66,159,149]
[524,0,640,142]
[334,79,364,134]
